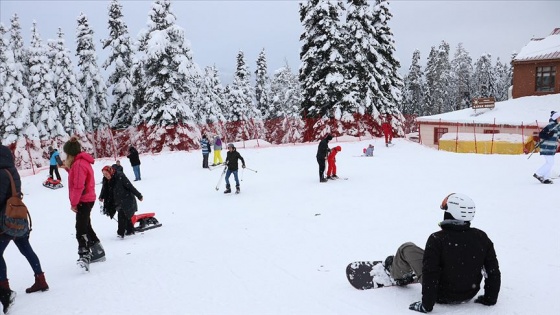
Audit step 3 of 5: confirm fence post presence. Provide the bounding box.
[473,121,477,154]
[455,122,459,153]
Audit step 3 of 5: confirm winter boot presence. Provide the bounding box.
[235,185,240,194]
[0,280,16,314]
[394,272,416,286]
[542,179,553,184]
[383,255,394,274]
[224,184,231,194]
[331,174,339,179]
[25,273,49,293]
[90,242,106,263]
[78,247,91,263]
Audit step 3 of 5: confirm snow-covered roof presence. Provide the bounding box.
[416,93,560,126]
[439,132,529,143]
[514,28,560,62]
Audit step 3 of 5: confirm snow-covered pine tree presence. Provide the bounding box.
[255,48,272,120]
[8,14,30,89]
[494,57,511,102]
[101,0,136,129]
[28,21,67,144]
[49,28,90,149]
[224,51,259,141]
[450,43,473,110]
[425,41,451,114]
[76,12,111,157]
[0,24,8,137]
[134,0,199,151]
[197,65,226,136]
[473,53,496,98]
[267,61,303,144]
[299,0,349,139]
[400,49,424,116]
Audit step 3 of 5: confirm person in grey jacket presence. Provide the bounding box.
[534,111,560,184]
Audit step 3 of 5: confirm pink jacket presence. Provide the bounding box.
[68,152,96,207]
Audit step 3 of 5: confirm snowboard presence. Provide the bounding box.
[346,261,396,290]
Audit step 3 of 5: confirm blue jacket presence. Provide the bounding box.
[200,138,211,155]
[49,150,60,166]
[539,121,560,155]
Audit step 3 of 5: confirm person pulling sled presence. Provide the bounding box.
[223,143,245,194]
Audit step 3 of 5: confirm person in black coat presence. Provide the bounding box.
[384,193,500,313]
[223,143,245,194]
[127,146,141,181]
[316,134,332,182]
[100,165,143,238]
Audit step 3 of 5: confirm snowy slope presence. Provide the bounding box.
[5,138,560,314]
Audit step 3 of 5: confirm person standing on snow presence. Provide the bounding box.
[47,146,62,181]
[381,118,393,147]
[212,135,223,166]
[200,135,211,169]
[381,193,500,313]
[0,145,49,315]
[316,134,333,182]
[224,143,245,194]
[326,146,341,179]
[127,146,141,181]
[534,112,560,184]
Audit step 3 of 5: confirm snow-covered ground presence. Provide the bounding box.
[5,138,560,314]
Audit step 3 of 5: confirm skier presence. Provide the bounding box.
[383,193,500,313]
[224,143,245,194]
[381,118,393,147]
[61,136,103,270]
[212,135,223,166]
[365,144,374,157]
[534,111,560,184]
[316,134,333,182]
[0,145,49,314]
[100,165,143,238]
[200,135,211,169]
[326,146,341,179]
[47,146,62,181]
[127,146,141,181]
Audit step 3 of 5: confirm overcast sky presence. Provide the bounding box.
[1,0,559,82]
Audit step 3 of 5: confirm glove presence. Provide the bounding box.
[474,295,496,306]
[409,301,428,313]
[242,165,246,169]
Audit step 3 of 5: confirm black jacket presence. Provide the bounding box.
[225,150,245,171]
[127,147,141,166]
[316,136,332,159]
[421,221,501,311]
[0,145,21,215]
[110,172,143,219]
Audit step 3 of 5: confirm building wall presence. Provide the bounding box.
[512,60,560,98]
[418,122,540,149]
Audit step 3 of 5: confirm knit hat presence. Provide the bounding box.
[326,134,333,141]
[102,165,115,176]
[63,136,82,156]
[551,112,560,121]
[48,146,53,152]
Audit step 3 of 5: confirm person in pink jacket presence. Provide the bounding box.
[61,136,102,265]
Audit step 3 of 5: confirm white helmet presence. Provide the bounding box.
[440,193,476,221]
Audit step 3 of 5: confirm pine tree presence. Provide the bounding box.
[425,41,451,114]
[0,24,8,136]
[8,14,29,88]
[255,48,272,119]
[473,53,496,98]
[401,49,424,116]
[28,21,66,142]
[494,57,511,101]
[197,65,226,131]
[49,28,89,140]
[76,12,110,137]
[134,0,200,151]
[450,43,473,110]
[102,0,136,129]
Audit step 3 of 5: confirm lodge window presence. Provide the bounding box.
[536,66,556,92]
[434,127,448,144]
[483,129,499,134]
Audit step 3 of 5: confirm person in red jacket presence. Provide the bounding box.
[61,136,102,266]
[381,118,393,147]
[326,146,341,179]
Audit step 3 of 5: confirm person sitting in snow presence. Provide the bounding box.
[382,193,500,313]
[365,144,374,156]
[326,146,341,179]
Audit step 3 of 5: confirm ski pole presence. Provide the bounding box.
[527,140,544,160]
[241,168,245,181]
[215,166,227,191]
[244,167,258,173]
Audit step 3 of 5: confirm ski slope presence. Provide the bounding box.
[6,138,559,314]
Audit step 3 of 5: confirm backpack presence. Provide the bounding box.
[2,169,32,238]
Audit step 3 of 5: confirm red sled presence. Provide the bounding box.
[131,213,162,232]
[43,177,64,189]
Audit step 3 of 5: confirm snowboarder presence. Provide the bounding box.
[127,146,141,181]
[534,112,560,184]
[326,146,341,179]
[381,118,393,147]
[61,136,103,270]
[384,193,501,313]
[48,146,62,181]
[212,135,223,166]
[224,143,245,194]
[100,165,143,238]
[200,135,211,169]
[316,134,333,182]
[0,145,49,314]
[365,144,374,156]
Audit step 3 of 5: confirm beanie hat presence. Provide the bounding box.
[48,146,53,152]
[102,165,115,176]
[326,134,333,141]
[551,112,560,121]
[63,136,82,156]
[335,146,341,152]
